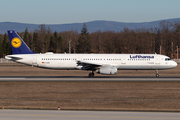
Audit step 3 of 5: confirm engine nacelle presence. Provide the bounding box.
[96,66,117,75]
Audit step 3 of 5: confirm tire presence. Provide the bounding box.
[156,74,159,77]
[89,73,92,77]
[88,72,94,77]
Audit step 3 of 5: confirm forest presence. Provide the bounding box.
[0,21,180,59]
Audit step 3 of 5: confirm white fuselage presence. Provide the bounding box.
[5,53,177,70]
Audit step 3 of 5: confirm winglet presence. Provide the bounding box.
[7,30,35,54]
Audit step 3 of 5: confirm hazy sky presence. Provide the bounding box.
[1,0,180,24]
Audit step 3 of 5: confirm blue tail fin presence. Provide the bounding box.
[7,30,35,54]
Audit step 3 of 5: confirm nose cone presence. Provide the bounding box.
[172,61,177,68]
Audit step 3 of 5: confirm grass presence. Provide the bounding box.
[0,81,180,111]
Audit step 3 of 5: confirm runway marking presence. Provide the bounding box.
[0,113,180,119]
[0,77,180,81]
[0,78,25,80]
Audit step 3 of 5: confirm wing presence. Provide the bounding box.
[76,60,103,70]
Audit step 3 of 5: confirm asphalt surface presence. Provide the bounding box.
[1,109,180,120]
[0,76,180,81]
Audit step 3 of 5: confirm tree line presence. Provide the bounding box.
[0,21,180,59]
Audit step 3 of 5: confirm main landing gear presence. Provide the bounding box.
[88,71,94,77]
[156,69,159,77]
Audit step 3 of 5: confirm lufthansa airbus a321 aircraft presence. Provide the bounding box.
[5,30,177,77]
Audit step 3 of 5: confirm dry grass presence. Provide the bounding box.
[0,81,180,111]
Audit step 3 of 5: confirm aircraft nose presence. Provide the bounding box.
[172,61,177,68]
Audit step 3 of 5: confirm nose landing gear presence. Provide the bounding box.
[156,70,159,77]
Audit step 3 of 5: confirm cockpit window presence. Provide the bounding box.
[165,58,171,61]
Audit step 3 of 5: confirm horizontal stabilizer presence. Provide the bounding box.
[5,55,23,60]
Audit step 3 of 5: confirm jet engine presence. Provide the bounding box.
[97,66,117,75]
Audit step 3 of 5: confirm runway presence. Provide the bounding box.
[1,109,180,120]
[0,76,180,81]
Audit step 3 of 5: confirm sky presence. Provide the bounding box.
[0,0,180,24]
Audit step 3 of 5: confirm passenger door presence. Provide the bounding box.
[32,56,37,66]
[121,58,126,64]
[155,56,160,64]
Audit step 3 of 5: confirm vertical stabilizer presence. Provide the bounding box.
[7,30,35,54]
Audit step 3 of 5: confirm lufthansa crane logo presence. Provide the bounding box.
[11,37,22,48]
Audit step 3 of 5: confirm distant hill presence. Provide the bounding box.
[1,18,180,34]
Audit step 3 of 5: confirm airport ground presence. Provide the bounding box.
[0,63,180,111]
[0,63,179,77]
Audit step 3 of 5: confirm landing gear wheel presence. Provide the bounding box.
[88,73,93,77]
[156,74,159,77]
[155,69,159,77]
[88,72,94,77]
